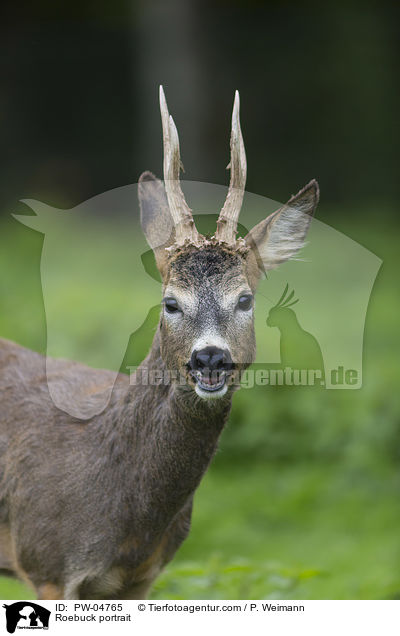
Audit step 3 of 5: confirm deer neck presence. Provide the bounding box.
[119,328,232,536]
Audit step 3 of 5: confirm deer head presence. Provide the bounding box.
[138,86,319,400]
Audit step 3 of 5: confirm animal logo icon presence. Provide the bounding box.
[266,283,325,381]
[2,602,50,633]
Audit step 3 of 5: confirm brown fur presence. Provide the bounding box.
[0,331,228,599]
[0,240,254,600]
[0,125,317,598]
[38,583,64,600]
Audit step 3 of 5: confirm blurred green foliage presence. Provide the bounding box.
[0,210,399,600]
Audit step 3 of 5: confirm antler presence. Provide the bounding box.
[159,85,201,246]
[215,90,247,244]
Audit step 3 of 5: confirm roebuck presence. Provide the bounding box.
[0,87,319,599]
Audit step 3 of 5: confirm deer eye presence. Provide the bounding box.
[163,298,181,314]
[237,294,253,311]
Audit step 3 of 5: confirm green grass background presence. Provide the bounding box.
[0,208,398,600]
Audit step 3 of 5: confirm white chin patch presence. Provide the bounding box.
[194,383,228,400]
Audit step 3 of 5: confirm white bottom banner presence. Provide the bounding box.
[1,600,399,635]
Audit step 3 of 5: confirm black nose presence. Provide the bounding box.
[189,346,233,373]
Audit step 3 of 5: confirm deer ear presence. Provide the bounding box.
[244,180,319,272]
[138,171,175,275]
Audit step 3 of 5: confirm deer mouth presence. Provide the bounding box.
[190,369,229,393]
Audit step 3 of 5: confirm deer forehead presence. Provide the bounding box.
[164,269,250,314]
[165,246,250,303]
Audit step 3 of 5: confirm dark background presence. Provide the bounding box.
[1,0,398,214]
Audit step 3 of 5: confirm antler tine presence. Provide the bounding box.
[215,90,247,244]
[159,85,201,246]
